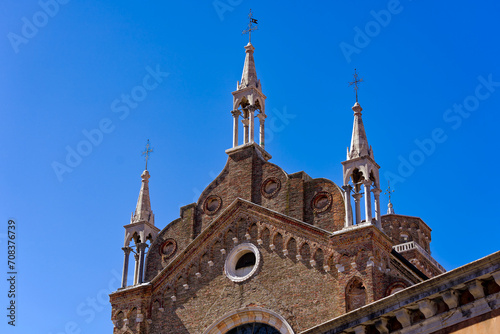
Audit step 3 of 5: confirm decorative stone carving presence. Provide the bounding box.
[442,290,459,309]
[468,280,485,299]
[417,299,437,318]
[374,318,389,334]
[394,308,412,327]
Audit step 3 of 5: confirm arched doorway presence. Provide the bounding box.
[226,322,280,334]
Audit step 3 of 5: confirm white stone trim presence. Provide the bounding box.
[224,243,260,283]
[203,307,295,334]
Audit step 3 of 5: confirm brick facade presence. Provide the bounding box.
[110,144,438,333]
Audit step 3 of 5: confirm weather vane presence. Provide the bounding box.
[142,139,154,170]
[242,9,258,43]
[384,181,395,203]
[348,69,363,103]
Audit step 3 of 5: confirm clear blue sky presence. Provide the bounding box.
[1,1,499,333]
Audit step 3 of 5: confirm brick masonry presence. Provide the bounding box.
[110,144,441,334]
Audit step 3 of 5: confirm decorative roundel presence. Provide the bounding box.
[224,243,261,283]
[159,239,177,258]
[203,195,222,215]
[311,191,332,213]
[260,177,281,198]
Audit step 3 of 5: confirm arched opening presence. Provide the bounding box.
[226,323,280,334]
[203,307,295,334]
[346,277,367,312]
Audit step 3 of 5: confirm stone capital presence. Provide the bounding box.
[137,242,148,252]
[231,109,242,117]
[257,113,267,120]
[371,188,382,195]
[122,246,132,254]
[342,184,352,192]
[362,179,372,187]
[352,193,363,201]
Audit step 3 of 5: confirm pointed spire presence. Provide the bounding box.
[131,170,154,225]
[347,70,373,160]
[239,9,260,90]
[239,43,260,90]
[348,102,372,159]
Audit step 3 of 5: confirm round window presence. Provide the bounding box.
[203,195,222,215]
[224,243,261,282]
[159,239,177,258]
[311,191,332,213]
[260,177,281,198]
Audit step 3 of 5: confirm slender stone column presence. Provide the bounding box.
[257,113,267,149]
[231,110,241,147]
[372,188,382,228]
[248,105,256,143]
[133,253,139,285]
[121,247,132,288]
[353,192,362,225]
[137,243,148,284]
[342,185,353,227]
[363,180,373,224]
[242,118,249,144]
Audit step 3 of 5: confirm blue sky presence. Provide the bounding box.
[1,0,499,333]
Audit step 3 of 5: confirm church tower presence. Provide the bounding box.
[341,71,382,229]
[120,141,160,288]
[230,18,267,149]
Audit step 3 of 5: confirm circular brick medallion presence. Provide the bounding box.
[203,195,222,215]
[159,238,177,258]
[311,191,332,213]
[260,177,281,198]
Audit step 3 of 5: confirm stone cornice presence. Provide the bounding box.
[301,250,500,334]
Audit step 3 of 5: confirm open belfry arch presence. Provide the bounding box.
[106,11,500,334]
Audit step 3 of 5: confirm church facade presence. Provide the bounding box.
[109,39,500,334]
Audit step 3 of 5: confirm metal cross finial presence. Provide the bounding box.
[242,9,258,43]
[142,139,154,170]
[384,181,395,202]
[348,69,364,103]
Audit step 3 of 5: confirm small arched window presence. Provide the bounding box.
[346,277,367,312]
